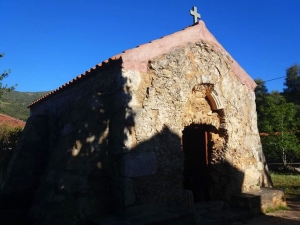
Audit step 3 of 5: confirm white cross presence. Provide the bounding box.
[190,6,200,24]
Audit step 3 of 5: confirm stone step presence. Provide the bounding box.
[231,187,286,214]
[86,201,254,225]
[247,187,286,213]
[193,200,255,225]
[231,193,261,214]
[196,208,253,225]
[194,200,226,215]
[86,206,195,225]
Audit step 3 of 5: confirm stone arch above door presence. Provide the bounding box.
[182,84,223,129]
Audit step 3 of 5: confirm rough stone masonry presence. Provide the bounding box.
[0,21,274,224]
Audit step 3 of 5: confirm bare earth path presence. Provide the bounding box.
[233,198,300,225]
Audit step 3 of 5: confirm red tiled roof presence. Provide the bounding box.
[28,21,256,108]
[27,55,122,108]
[260,132,280,136]
[0,114,26,128]
[260,131,300,136]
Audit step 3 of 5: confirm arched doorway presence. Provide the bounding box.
[181,84,224,202]
[182,124,211,202]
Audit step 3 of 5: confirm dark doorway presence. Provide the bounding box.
[182,124,209,202]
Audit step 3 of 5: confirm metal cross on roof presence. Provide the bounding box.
[190,6,200,24]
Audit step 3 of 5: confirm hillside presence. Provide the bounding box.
[0,91,50,121]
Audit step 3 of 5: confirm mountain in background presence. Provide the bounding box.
[0,91,50,121]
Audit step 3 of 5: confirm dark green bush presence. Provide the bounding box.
[0,124,23,181]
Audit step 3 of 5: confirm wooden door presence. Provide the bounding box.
[182,125,209,202]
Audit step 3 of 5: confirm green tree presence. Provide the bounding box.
[0,53,16,98]
[0,53,19,182]
[254,78,268,127]
[283,64,300,104]
[254,78,268,102]
[259,93,300,164]
[0,124,23,182]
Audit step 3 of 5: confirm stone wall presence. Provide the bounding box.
[24,57,150,223]
[1,38,272,223]
[30,60,123,117]
[120,41,271,209]
[1,59,137,224]
[0,115,50,214]
[29,92,118,223]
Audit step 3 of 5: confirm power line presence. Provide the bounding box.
[263,76,286,83]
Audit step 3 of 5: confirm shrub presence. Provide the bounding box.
[0,124,23,181]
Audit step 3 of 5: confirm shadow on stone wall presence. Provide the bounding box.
[0,58,136,224]
[0,115,50,221]
[115,125,247,215]
[0,56,268,224]
[0,92,247,224]
[24,57,140,223]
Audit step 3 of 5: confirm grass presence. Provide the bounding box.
[264,205,288,213]
[270,171,300,199]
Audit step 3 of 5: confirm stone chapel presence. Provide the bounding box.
[0,21,274,223]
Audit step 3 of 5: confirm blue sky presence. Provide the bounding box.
[1,0,299,92]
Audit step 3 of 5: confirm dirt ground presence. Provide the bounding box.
[233,198,300,225]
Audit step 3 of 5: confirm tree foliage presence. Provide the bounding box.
[0,53,20,181]
[254,78,268,103]
[254,78,268,124]
[283,64,300,105]
[256,89,300,163]
[0,124,23,181]
[283,64,300,119]
[255,64,300,163]
[0,53,16,99]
